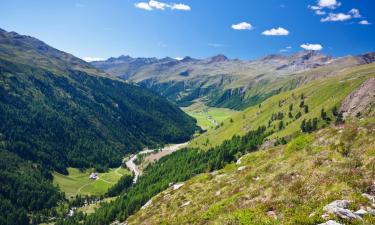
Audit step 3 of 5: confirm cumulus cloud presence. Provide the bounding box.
[83,57,105,62]
[171,3,191,11]
[359,20,371,25]
[135,1,191,11]
[321,13,351,22]
[262,27,289,36]
[300,43,323,51]
[349,8,361,18]
[231,22,252,30]
[149,0,168,10]
[317,0,341,9]
[135,2,153,10]
[315,10,326,15]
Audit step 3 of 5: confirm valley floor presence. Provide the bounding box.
[53,167,131,199]
[181,102,238,131]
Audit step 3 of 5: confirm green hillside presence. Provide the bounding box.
[0,28,197,225]
[0,29,197,173]
[58,61,375,225]
[128,119,375,225]
[190,62,375,149]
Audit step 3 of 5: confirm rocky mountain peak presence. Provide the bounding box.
[208,54,229,63]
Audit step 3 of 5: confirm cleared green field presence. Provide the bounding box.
[189,62,375,149]
[182,102,238,130]
[53,167,130,199]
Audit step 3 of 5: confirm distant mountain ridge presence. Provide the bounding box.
[92,51,375,109]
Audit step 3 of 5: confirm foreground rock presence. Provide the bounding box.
[322,200,361,220]
[318,220,343,225]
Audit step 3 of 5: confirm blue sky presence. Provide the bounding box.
[0,0,374,60]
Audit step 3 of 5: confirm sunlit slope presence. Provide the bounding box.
[190,62,375,149]
[128,120,375,225]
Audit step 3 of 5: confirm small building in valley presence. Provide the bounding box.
[89,172,99,180]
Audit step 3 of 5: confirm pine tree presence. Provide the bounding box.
[304,105,309,113]
[312,117,318,131]
[301,119,306,132]
[321,108,327,120]
[295,111,302,119]
[299,100,305,108]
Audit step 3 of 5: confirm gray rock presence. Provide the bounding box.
[323,200,361,220]
[354,209,367,217]
[318,220,343,225]
[367,207,375,216]
[362,193,375,203]
[323,200,351,211]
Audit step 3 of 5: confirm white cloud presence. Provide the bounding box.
[175,57,183,61]
[359,20,371,25]
[134,1,191,11]
[315,10,326,15]
[321,13,351,22]
[135,2,153,10]
[262,27,289,36]
[280,46,292,52]
[149,0,168,10]
[83,57,105,62]
[349,8,361,18]
[300,43,323,51]
[171,3,191,11]
[231,22,252,30]
[318,0,341,9]
[309,5,321,10]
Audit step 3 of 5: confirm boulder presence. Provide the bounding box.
[367,207,375,216]
[318,220,343,225]
[323,200,361,220]
[354,209,367,217]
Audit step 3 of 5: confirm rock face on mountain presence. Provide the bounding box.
[92,51,374,109]
[340,77,375,118]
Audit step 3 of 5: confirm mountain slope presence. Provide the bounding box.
[190,62,375,149]
[0,28,197,173]
[92,52,374,109]
[127,120,375,225]
[0,28,198,224]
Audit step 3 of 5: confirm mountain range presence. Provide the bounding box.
[92,51,375,109]
[1,27,375,225]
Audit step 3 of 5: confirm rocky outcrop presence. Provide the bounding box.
[318,220,343,225]
[322,200,361,220]
[340,78,375,118]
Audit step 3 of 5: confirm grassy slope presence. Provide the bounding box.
[53,167,130,199]
[127,120,375,225]
[182,102,238,130]
[190,63,375,149]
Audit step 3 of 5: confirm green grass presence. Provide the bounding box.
[182,102,238,130]
[127,121,375,225]
[189,63,375,149]
[53,167,131,199]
